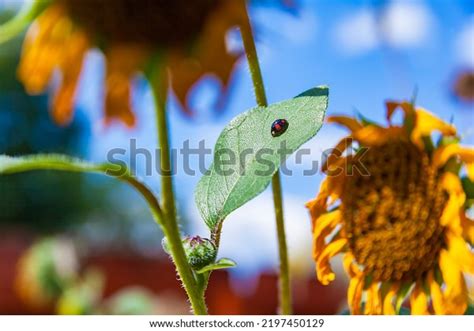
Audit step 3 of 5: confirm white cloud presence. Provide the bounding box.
[380,1,433,48]
[456,17,474,67]
[334,1,434,55]
[334,9,379,55]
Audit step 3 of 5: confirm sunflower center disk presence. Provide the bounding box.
[61,0,219,46]
[341,141,448,282]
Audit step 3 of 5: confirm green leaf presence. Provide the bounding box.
[195,258,236,274]
[195,86,329,230]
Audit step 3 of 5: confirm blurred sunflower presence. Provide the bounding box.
[16,0,246,126]
[452,70,474,103]
[306,101,474,315]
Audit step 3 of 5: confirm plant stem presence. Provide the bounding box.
[0,0,47,45]
[240,5,293,315]
[270,171,292,314]
[153,75,177,223]
[148,71,208,315]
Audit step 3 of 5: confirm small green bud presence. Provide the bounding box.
[182,236,217,270]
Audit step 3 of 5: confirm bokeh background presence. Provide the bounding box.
[0,0,473,314]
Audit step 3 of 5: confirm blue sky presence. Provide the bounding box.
[3,0,472,276]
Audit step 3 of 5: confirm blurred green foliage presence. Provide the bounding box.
[0,11,181,247]
[0,16,96,233]
[102,288,157,315]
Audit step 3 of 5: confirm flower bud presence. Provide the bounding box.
[182,236,217,270]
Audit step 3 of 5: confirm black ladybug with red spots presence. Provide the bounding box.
[271,119,289,137]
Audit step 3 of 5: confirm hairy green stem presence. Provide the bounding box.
[152,77,177,222]
[148,71,208,315]
[240,4,293,315]
[0,154,166,227]
[270,172,292,314]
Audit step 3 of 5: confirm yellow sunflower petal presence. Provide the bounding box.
[104,45,149,127]
[455,146,474,163]
[433,145,474,179]
[410,281,429,315]
[306,179,329,222]
[327,116,363,133]
[461,213,474,245]
[198,0,245,83]
[447,232,474,274]
[364,282,382,315]
[322,136,353,174]
[411,108,456,147]
[441,196,463,233]
[455,147,474,181]
[326,175,345,205]
[466,164,474,182]
[385,101,402,123]
[440,173,465,232]
[306,175,343,220]
[382,283,399,315]
[347,273,364,315]
[52,30,89,125]
[432,144,459,169]
[167,0,245,113]
[18,5,70,94]
[385,101,415,126]
[342,252,362,278]
[324,160,349,199]
[316,238,347,285]
[312,210,341,261]
[437,249,468,314]
[165,54,201,115]
[428,271,445,314]
[441,169,465,194]
[352,126,406,146]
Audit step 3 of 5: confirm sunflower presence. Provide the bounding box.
[452,70,474,103]
[16,0,246,126]
[306,101,474,315]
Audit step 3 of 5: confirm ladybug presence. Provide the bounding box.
[271,119,289,137]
